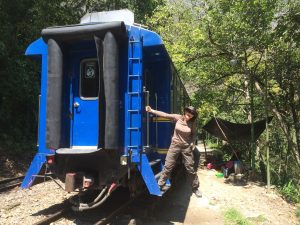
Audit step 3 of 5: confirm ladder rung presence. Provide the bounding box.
[129,58,141,61]
[150,159,161,167]
[129,40,141,43]
[128,145,138,148]
[128,92,140,95]
[128,109,140,113]
[129,74,141,77]
[128,127,139,130]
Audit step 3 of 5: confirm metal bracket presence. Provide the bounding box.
[142,145,152,154]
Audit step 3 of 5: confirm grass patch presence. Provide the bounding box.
[248,215,267,224]
[280,181,300,203]
[224,208,252,225]
[296,204,300,224]
[207,142,220,149]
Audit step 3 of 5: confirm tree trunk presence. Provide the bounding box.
[253,79,300,168]
[289,84,300,161]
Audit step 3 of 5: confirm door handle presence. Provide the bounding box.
[74,102,80,108]
[73,102,81,113]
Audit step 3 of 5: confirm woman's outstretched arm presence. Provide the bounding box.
[145,106,181,121]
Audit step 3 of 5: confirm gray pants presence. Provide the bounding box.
[158,142,200,190]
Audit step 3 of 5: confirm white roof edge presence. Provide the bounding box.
[80,9,134,25]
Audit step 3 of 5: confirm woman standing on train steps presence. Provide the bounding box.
[145,105,202,198]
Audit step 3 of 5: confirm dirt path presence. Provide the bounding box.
[148,144,298,225]
[147,169,297,225]
[200,168,297,224]
[0,144,298,225]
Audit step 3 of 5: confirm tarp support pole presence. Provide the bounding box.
[265,49,270,190]
[250,71,256,169]
[202,134,207,161]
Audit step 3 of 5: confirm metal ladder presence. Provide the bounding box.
[125,30,143,162]
[125,27,162,196]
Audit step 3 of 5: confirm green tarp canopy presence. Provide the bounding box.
[202,117,273,142]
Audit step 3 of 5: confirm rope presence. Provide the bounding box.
[213,115,241,162]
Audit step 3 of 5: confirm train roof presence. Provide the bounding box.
[27,24,168,62]
[41,22,163,47]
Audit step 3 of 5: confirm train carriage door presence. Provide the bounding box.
[71,57,99,149]
[143,69,156,148]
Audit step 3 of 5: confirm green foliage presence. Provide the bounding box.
[147,0,300,200]
[147,0,277,124]
[206,142,219,149]
[224,208,252,225]
[248,215,267,224]
[205,136,221,149]
[281,180,300,203]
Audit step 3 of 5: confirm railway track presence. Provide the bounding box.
[33,188,145,225]
[94,196,137,225]
[33,203,72,225]
[0,176,24,192]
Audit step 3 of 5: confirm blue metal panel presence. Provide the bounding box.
[72,99,98,146]
[138,154,161,196]
[21,153,46,188]
[69,48,98,147]
[22,38,52,188]
[27,40,52,154]
[125,25,163,47]
[140,27,163,47]
[25,38,48,56]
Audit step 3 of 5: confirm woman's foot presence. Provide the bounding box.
[193,189,202,198]
[159,184,170,191]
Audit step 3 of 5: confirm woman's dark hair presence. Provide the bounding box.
[184,106,198,122]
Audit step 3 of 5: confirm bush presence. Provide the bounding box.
[206,140,220,149]
[281,180,300,203]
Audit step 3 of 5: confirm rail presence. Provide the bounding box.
[0,176,25,192]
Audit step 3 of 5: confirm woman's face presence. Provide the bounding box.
[184,111,194,121]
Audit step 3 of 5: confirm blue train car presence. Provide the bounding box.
[22,10,190,211]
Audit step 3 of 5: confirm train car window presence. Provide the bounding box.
[80,59,99,99]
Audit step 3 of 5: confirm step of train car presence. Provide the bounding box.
[149,158,161,167]
[149,158,162,177]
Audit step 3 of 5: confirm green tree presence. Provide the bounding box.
[148,0,300,192]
